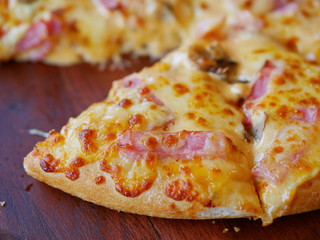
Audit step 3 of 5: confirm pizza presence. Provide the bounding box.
[2,0,320,65]
[0,0,317,225]
[0,0,197,65]
[23,28,263,220]
[221,0,320,63]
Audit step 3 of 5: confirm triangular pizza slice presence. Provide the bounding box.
[236,31,320,224]
[24,31,262,219]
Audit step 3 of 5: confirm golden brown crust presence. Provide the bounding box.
[24,151,255,219]
[286,173,320,216]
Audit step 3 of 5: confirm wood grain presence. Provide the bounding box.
[0,61,319,240]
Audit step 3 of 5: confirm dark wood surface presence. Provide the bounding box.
[0,60,319,240]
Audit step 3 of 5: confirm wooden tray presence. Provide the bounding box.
[0,61,319,240]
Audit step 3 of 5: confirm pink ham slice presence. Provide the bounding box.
[233,11,263,31]
[119,76,165,106]
[117,130,232,161]
[247,61,278,101]
[95,0,122,10]
[16,17,62,59]
[291,107,320,124]
[253,146,305,184]
[273,0,299,10]
[252,118,318,184]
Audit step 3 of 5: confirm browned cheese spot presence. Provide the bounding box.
[274,76,285,85]
[100,160,155,198]
[48,130,65,146]
[115,178,154,198]
[70,157,86,168]
[273,146,284,154]
[212,168,222,174]
[163,134,179,148]
[105,133,117,141]
[197,117,207,126]
[65,168,80,181]
[145,137,158,149]
[119,98,133,108]
[222,108,234,116]
[95,176,106,185]
[165,179,197,201]
[310,78,320,85]
[186,112,195,119]
[79,129,97,153]
[139,87,150,95]
[40,154,59,173]
[179,166,191,175]
[276,105,288,118]
[129,114,144,128]
[144,153,157,169]
[285,37,298,51]
[173,83,189,96]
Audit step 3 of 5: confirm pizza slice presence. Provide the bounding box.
[24,32,262,219]
[239,32,320,224]
[219,0,320,63]
[0,0,196,65]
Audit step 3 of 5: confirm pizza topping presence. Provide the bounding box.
[247,61,278,101]
[94,0,124,11]
[40,154,59,173]
[291,107,320,123]
[117,130,232,161]
[70,157,86,168]
[232,10,263,31]
[253,122,314,184]
[120,76,141,88]
[273,0,298,12]
[165,179,198,201]
[78,129,97,154]
[65,169,80,181]
[173,83,189,96]
[100,160,156,197]
[189,43,237,80]
[16,17,62,59]
[251,111,267,140]
[95,176,106,185]
[128,113,144,128]
[119,98,133,108]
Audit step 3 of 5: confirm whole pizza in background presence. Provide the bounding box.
[1,0,320,226]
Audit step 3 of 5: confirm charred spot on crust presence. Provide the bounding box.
[40,154,59,173]
[189,43,237,80]
[78,129,97,153]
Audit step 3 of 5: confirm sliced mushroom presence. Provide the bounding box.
[251,111,267,141]
[189,42,237,81]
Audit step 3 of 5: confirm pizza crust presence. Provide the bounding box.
[24,152,256,220]
[286,173,320,216]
